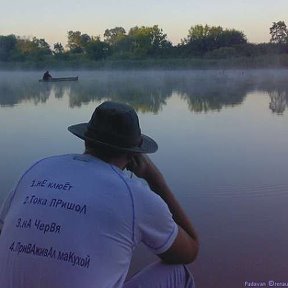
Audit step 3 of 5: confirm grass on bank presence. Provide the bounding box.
[1,54,288,70]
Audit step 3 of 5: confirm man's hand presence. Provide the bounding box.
[126,154,156,178]
[126,154,165,192]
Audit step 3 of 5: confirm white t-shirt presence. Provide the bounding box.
[0,154,178,288]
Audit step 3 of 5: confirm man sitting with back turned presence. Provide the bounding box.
[0,101,199,288]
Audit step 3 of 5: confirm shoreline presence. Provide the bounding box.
[1,55,288,71]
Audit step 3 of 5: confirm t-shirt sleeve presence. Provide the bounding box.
[133,183,178,255]
[0,190,16,230]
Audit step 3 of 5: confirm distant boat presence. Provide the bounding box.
[39,76,79,82]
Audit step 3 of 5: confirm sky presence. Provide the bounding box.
[1,0,288,47]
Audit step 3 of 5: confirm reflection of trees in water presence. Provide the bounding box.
[0,81,48,106]
[254,75,288,114]
[0,80,75,107]
[68,73,172,113]
[1,71,288,114]
[97,86,168,114]
[172,73,251,112]
[268,90,288,114]
[34,71,248,113]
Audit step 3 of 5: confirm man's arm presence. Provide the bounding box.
[127,154,199,264]
[0,189,16,237]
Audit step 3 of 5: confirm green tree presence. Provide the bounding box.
[128,26,152,56]
[218,29,247,47]
[184,24,211,43]
[103,27,129,57]
[0,34,17,61]
[67,31,82,52]
[104,27,126,46]
[32,37,51,53]
[53,42,64,54]
[16,37,51,60]
[183,24,247,56]
[127,25,171,57]
[67,31,91,53]
[182,25,221,55]
[149,25,172,54]
[85,37,111,60]
[270,21,288,44]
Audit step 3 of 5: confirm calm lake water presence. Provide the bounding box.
[0,69,288,287]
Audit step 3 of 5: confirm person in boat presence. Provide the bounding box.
[0,101,199,288]
[42,70,52,80]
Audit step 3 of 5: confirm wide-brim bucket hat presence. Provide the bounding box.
[68,101,158,154]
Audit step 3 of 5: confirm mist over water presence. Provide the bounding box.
[1,69,288,113]
[0,69,288,287]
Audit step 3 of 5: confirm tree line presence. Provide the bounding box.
[0,22,287,64]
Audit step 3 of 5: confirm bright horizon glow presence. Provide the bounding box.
[1,0,288,47]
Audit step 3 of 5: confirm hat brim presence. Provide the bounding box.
[68,123,158,154]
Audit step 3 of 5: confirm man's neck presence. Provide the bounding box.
[84,151,128,170]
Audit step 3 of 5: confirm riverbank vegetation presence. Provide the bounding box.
[1,21,288,69]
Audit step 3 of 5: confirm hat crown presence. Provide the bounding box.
[85,102,142,148]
